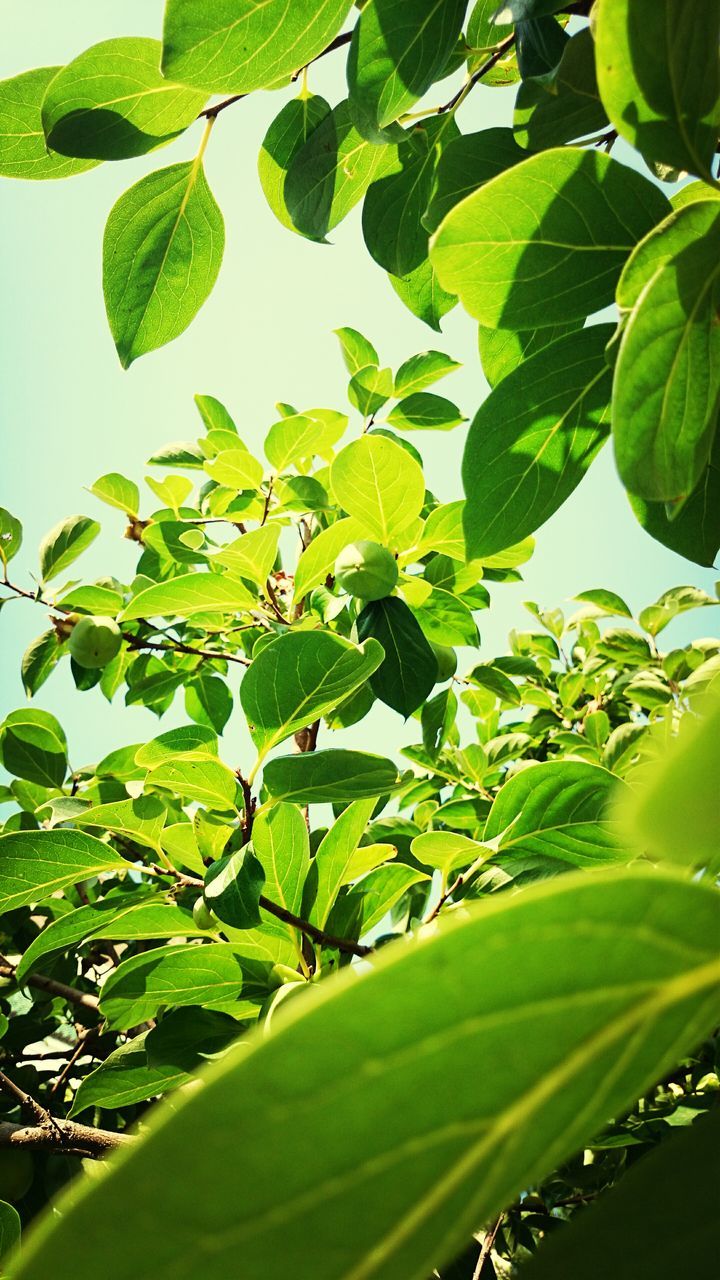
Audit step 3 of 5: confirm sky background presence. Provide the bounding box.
[1,2,718,775]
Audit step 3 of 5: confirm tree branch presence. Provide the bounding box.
[0,957,99,1011]
[0,1119,131,1159]
[258,894,371,958]
[439,33,517,114]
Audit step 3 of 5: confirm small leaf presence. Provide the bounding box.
[393,350,460,396]
[263,750,402,804]
[0,507,22,567]
[204,848,265,930]
[39,514,100,582]
[21,630,61,697]
[99,942,271,1029]
[259,94,331,230]
[335,327,379,376]
[303,799,376,929]
[293,517,365,603]
[389,257,457,330]
[514,30,608,152]
[103,160,225,367]
[0,708,67,788]
[387,392,465,432]
[0,1200,20,1260]
[147,757,239,812]
[89,472,140,517]
[211,527,280,586]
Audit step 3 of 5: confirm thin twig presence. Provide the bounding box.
[123,632,251,667]
[439,34,517,114]
[258,895,371,958]
[0,955,99,1011]
[473,1215,504,1280]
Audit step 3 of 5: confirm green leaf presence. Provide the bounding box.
[285,100,401,241]
[330,435,425,546]
[363,118,457,277]
[514,30,608,152]
[386,392,464,432]
[69,1034,190,1116]
[613,201,720,502]
[162,0,354,94]
[348,862,430,934]
[74,795,167,854]
[335,326,380,376]
[147,757,239,813]
[485,760,631,869]
[293,517,365,603]
[0,708,67,788]
[103,159,225,368]
[185,672,232,734]
[595,0,720,179]
[204,848,265,930]
[41,38,208,161]
[265,409,347,470]
[411,830,485,874]
[135,724,218,769]
[120,571,254,621]
[389,256,457,330]
[0,67,98,179]
[574,589,633,619]
[88,472,140,517]
[424,128,525,233]
[462,325,613,559]
[466,1,518,81]
[494,1,569,17]
[348,366,394,418]
[195,393,239,435]
[412,588,478,648]
[303,799,376,928]
[348,0,466,140]
[259,94,331,231]
[629,431,720,568]
[21,630,61,698]
[240,631,385,761]
[253,802,310,924]
[522,1109,720,1280]
[0,507,22,567]
[357,597,437,718]
[263,750,402,804]
[478,321,582,388]
[431,148,670,328]
[14,870,720,1280]
[99,942,271,1029]
[0,1201,20,1260]
[0,829,127,915]
[204,448,264,491]
[39,514,100,582]
[393,350,459,396]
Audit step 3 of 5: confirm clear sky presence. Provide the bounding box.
[1,2,717,772]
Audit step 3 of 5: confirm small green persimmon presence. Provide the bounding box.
[432,642,457,682]
[334,541,398,601]
[0,1148,33,1202]
[192,897,217,931]
[68,615,122,669]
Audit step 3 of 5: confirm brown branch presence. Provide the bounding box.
[439,33,517,114]
[0,957,99,1012]
[123,631,251,667]
[473,1215,504,1280]
[264,578,288,625]
[258,894,370,958]
[0,1119,131,1159]
[198,30,353,121]
[0,1069,56,1130]
[199,92,247,120]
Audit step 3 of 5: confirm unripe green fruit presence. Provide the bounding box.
[0,1148,34,1202]
[334,541,398,601]
[432,642,457,683]
[68,615,122,669]
[192,897,217,931]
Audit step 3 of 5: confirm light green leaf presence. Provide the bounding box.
[411,830,485,874]
[485,760,631,869]
[195,393,239,435]
[162,0,354,94]
[293,517,365,603]
[99,942,271,1029]
[0,708,67,789]
[103,159,225,368]
[120,571,255,621]
[303,799,376,928]
[265,410,347,470]
[595,0,720,179]
[348,862,430,934]
[424,127,525,233]
[348,366,394,418]
[0,829,127,915]
[241,631,385,761]
[69,1034,190,1116]
[88,472,140,517]
[74,795,167,853]
[39,514,100,582]
[0,507,22,567]
[41,38,207,161]
[204,448,264,491]
[389,256,457,331]
[478,322,582,388]
[386,392,465,432]
[285,100,401,241]
[330,435,425,546]
[417,501,467,559]
[393,350,459,396]
[335,327,379,376]
[21,630,61,698]
[431,147,670,328]
[147,757,239,813]
[263,750,402,804]
[0,67,97,179]
[259,94,331,230]
[613,201,720,502]
[253,802,310,927]
[14,870,720,1280]
[211,524,281,586]
[462,325,613,559]
[347,0,467,140]
[135,724,218,769]
[574,589,633,619]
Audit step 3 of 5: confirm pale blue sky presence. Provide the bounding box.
[1,2,717,772]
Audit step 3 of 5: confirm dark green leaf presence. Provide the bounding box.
[423,128,525,233]
[357,596,437,718]
[629,430,720,568]
[204,848,265,929]
[363,117,457,277]
[258,94,332,230]
[389,257,457,330]
[514,30,608,151]
[0,829,127,914]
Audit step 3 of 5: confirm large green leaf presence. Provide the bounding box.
[462,325,613,559]
[363,117,457,277]
[613,201,720,502]
[0,68,98,179]
[41,38,207,161]
[522,1108,720,1280]
[211,524,281,586]
[162,0,354,94]
[147,757,239,812]
[258,94,332,231]
[430,148,670,328]
[285,100,401,242]
[99,942,272,1029]
[357,597,437,718]
[478,320,581,388]
[423,127,525,233]
[240,631,384,763]
[629,429,720,568]
[263,750,402,804]
[484,761,631,870]
[103,159,224,367]
[39,514,100,582]
[330,435,425,546]
[120,571,254,621]
[0,830,128,915]
[595,0,720,179]
[12,870,720,1280]
[347,0,467,141]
